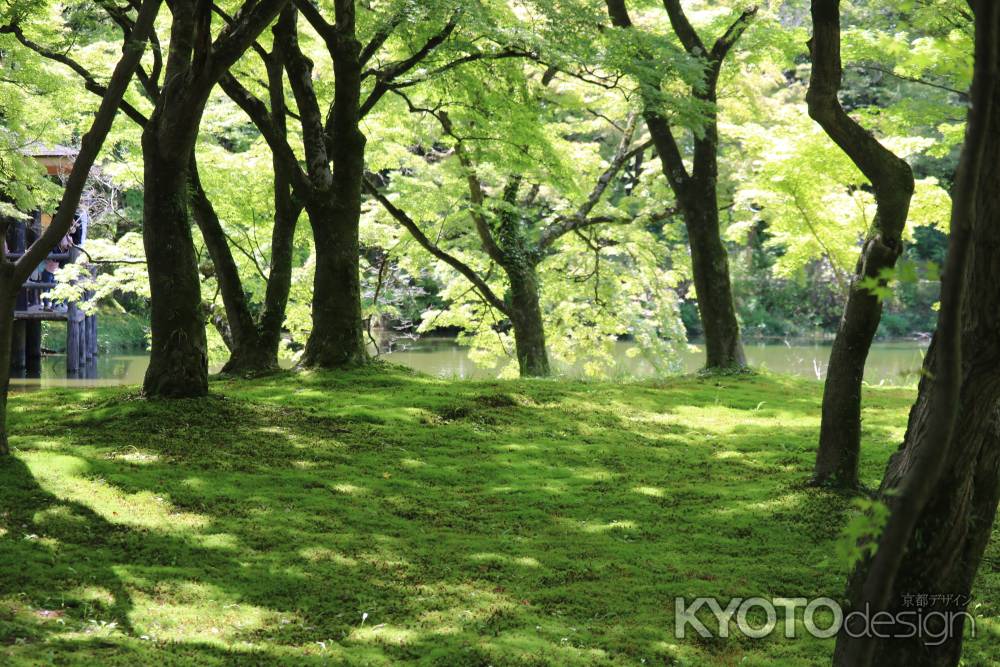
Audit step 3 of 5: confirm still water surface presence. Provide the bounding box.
[10,337,928,391]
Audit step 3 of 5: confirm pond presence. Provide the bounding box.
[9,337,929,391]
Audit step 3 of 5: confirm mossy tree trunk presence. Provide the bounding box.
[807,0,915,489]
[256,43,301,364]
[505,261,550,378]
[301,199,367,368]
[681,177,746,370]
[287,1,368,369]
[141,134,209,397]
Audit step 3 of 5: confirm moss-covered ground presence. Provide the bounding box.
[0,368,996,665]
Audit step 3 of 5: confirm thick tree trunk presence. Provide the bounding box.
[300,16,367,369]
[834,6,999,663]
[141,134,209,397]
[838,53,1000,667]
[683,191,746,370]
[807,0,915,488]
[301,200,366,368]
[505,262,550,377]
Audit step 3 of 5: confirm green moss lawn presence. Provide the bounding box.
[1,368,997,665]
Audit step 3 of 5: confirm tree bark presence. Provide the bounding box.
[505,262,550,377]
[141,135,209,396]
[299,1,367,368]
[834,4,999,663]
[139,0,289,394]
[682,187,746,370]
[257,42,301,361]
[0,283,16,456]
[301,200,366,367]
[807,0,916,488]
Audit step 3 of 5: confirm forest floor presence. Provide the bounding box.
[0,367,996,665]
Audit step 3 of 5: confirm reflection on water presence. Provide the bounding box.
[383,338,929,385]
[9,355,151,392]
[9,338,929,392]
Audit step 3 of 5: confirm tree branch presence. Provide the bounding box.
[0,22,149,127]
[661,0,706,56]
[218,73,312,196]
[359,10,461,117]
[272,7,332,190]
[806,0,914,235]
[537,113,653,249]
[709,6,759,65]
[363,178,510,315]
[846,63,968,98]
[14,0,161,282]
[204,0,291,87]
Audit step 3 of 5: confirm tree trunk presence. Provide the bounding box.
[300,17,367,369]
[141,134,209,397]
[505,262,550,377]
[300,199,366,368]
[813,238,900,487]
[835,5,999,662]
[188,154,274,374]
[257,49,301,361]
[0,282,16,455]
[604,0,751,373]
[643,86,746,373]
[683,191,746,370]
[807,0,915,488]
[256,166,299,364]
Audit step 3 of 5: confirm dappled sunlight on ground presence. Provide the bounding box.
[0,368,995,665]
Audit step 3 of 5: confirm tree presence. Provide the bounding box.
[195,5,302,374]
[222,0,515,369]
[5,2,302,375]
[834,1,999,663]
[369,96,675,377]
[806,0,915,488]
[139,0,289,397]
[603,0,753,371]
[0,0,161,453]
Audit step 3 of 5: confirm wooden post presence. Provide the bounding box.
[25,321,42,361]
[87,266,98,358]
[25,319,41,377]
[10,320,26,370]
[66,302,80,375]
[86,314,97,358]
[64,246,83,375]
[77,317,86,369]
[12,219,28,312]
[85,314,93,360]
